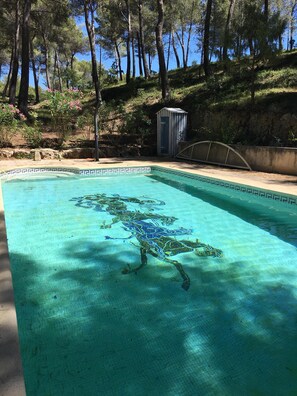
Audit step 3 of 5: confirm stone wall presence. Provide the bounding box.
[0,145,154,161]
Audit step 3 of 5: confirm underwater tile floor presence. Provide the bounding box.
[0,157,296,396]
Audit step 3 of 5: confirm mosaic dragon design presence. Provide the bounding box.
[72,193,222,291]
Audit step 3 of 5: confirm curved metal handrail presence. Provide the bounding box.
[176,140,252,170]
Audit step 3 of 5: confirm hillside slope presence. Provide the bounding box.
[100,50,297,149]
[1,51,296,156]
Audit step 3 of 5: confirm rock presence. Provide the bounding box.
[0,150,14,158]
[40,149,59,160]
[34,150,41,161]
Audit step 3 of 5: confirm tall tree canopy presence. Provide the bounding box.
[0,0,295,110]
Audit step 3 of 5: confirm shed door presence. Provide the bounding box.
[160,116,170,154]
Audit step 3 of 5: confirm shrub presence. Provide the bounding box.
[22,125,42,148]
[0,104,26,147]
[45,88,83,146]
[122,108,152,145]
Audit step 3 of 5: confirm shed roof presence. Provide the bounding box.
[156,107,188,114]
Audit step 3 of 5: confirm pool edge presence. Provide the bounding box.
[0,187,26,396]
[152,165,297,205]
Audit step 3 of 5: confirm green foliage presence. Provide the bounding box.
[213,119,240,144]
[45,88,83,146]
[0,104,26,147]
[122,108,152,144]
[257,68,297,88]
[13,151,33,159]
[22,125,42,148]
[191,118,240,145]
[288,129,297,145]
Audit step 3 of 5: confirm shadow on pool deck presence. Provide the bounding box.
[8,242,297,396]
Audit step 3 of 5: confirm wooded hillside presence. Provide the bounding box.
[0,1,296,155]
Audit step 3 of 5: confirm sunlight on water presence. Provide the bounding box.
[2,170,297,396]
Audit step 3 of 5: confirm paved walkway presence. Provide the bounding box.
[0,157,296,396]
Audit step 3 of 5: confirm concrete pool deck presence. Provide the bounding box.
[0,157,296,396]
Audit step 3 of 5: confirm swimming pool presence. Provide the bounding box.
[2,166,297,395]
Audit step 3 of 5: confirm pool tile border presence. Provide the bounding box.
[152,166,297,206]
[80,166,152,176]
[0,166,152,179]
[0,167,80,178]
[0,165,296,206]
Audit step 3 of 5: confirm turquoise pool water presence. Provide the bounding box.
[2,168,297,395]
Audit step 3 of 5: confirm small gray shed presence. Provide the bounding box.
[157,107,188,156]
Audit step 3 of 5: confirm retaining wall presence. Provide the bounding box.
[178,142,297,175]
[230,145,297,175]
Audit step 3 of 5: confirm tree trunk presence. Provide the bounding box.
[18,0,32,116]
[138,0,150,79]
[223,0,236,64]
[203,0,213,78]
[65,61,70,89]
[2,50,13,97]
[185,3,195,69]
[42,34,51,90]
[264,0,269,21]
[289,1,297,50]
[167,32,171,70]
[9,0,21,105]
[172,31,180,68]
[250,54,256,106]
[137,31,143,76]
[83,1,101,104]
[278,35,283,50]
[30,38,39,103]
[52,50,57,89]
[56,51,63,91]
[177,0,196,69]
[155,0,170,100]
[70,53,75,70]
[125,0,131,83]
[132,34,136,78]
[148,51,152,72]
[115,40,123,81]
[176,30,186,68]
[83,1,102,162]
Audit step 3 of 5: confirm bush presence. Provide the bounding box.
[122,108,152,145]
[45,88,83,146]
[22,125,42,148]
[0,104,26,147]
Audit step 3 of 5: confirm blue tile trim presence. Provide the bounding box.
[0,166,152,180]
[151,166,297,206]
[79,166,151,176]
[0,167,80,179]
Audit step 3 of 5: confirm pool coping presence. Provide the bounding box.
[0,190,26,396]
[0,161,296,396]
